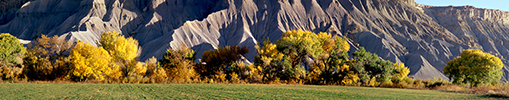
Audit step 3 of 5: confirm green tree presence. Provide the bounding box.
[23,35,73,80]
[0,33,26,79]
[308,32,354,85]
[352,47,394,84]
[0,33,26,67]
[444,49,503,86]
[276,30,323,81]
[255,30,356,84]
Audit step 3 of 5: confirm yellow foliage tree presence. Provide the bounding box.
[255,30,353,84]
[229,61,263,83]
[254,39,284,82]
[23,35,73,80]
[144,57,167,83]
[277,30,323,81]
[246,64,264,82]
[98,31,139,61]
[278,29,323,60]
[68,40,122,81]
[342,70,360,85]
[444,49,504,86]
[97,31,141,77]
[0,33,26,66]
[308,31,353,85]
[160,44,197,82]
[259,39,284,60]
[128,62,146,77]
[0,33,26,79]
[391,62,410,83]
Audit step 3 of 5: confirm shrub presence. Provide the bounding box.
[413,78,425,88]
[246,64,263,83]
[380,81,394,88]
[394,81,408,88]
[230,72,240,83]
[425,77,451,89]
[390,62,411,88]
[229,61,263,83]
[144,57,167,83]
[127,62,146,77]
[368,77,378,87]
[404,77,414,85]
[214,73,227,83]
[391,62,410,83]
[0,66,23,79]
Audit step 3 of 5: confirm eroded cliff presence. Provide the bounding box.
[1,0,508,80]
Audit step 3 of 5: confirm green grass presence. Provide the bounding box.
[0,83,500,99]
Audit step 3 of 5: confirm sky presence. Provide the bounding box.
[415,0,509,11]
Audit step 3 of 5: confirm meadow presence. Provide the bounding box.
[0,83,497,99]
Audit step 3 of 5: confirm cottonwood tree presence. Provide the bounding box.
[68,40,122,81]
[97,31,142,77]
[23,35,73,80]
[144,57,167,82]
[276,30,323,81]
[308,32,355,85]
[391,62,410,83]
[352,47,395,84]
[255,30,358,84]
[0,33,26,67]
[444,49,503,86]
[159,44,197,82]
[254,39,284,82]
[0,33,26,79]
[200,45,248,76]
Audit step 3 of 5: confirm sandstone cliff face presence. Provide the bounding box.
[0,0,508,80]
[422,5,509,80]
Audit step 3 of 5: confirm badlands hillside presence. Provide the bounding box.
[1,0,509,81]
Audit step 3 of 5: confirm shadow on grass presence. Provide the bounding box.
[479,94,509,99]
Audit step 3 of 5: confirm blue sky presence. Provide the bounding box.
[415,0,509,11]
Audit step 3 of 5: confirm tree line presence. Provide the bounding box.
[0,30,503,87]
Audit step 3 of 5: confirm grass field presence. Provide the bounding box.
[0,83,499,99]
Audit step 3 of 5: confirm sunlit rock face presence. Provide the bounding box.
[1,0,509,81]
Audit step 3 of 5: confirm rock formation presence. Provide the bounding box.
[1,0,508,81]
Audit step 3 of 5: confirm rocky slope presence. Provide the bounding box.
[1,0,508,80]
[421,5,509,80]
